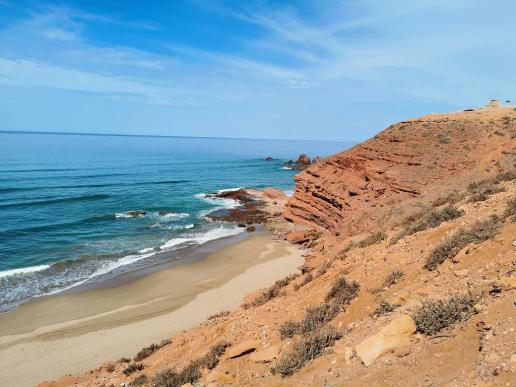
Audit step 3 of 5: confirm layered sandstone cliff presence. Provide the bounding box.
[284,106,516,235]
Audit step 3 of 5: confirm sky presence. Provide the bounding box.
[0,0,514,141]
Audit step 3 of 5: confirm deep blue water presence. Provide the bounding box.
[0,132,352,312]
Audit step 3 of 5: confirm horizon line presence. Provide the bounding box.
[0,129,354,143]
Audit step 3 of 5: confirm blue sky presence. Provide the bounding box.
[0,0,514,141]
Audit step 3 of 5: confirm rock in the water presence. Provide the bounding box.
[226,339,260,359]
[246,226,255,232]
[355,315,416,366]
[127,210,146,217]
[264,156,274,161]
[249,345,279,363]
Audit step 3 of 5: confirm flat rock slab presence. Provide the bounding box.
[355,315,416,366]
[249,345,280,363]
[226,339,261,359]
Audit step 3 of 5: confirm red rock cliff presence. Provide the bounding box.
[284,106,516,235]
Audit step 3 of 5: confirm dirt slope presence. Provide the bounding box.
[41,104,516,387]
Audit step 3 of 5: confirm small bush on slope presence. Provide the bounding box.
[293,273,313,291]
[372,300,399,317]
[134,339,171,361]
[391,206,464,244]
[432,191,461,207]
[244,273,299,308]
[279,277,359,339]
[271,327,342,377]
[123,363,144,376]
[340,231,386,255]
[383,270,404,287]
[425,215,501,271]
[504,197,516,221]
[412,293,478,335]
[153,341,230,387]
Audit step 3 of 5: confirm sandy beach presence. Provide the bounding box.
[0,232,303,387]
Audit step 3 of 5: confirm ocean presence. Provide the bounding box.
[0,132,351,312]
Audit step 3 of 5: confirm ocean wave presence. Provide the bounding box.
[280,166,292,170]
[0,194,110,209]
[46,225,244,295]
[0,264,50,279]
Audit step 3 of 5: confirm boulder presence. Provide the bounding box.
[355,315,416,366]
[249,345,280,363]
[264,156,274,161]
[226,339,260,359]
[286,231,311,244]
[246,226,256,232]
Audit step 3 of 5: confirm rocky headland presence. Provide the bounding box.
[40,104,516,387]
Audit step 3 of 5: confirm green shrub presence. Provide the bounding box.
[271,327,341,377]
[412,293,477,335]
[425,215,501,270]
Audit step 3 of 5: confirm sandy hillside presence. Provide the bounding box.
[41,104,515,387]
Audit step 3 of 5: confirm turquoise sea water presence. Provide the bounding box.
[0,132,352,312]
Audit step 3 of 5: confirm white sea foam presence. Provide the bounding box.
[280,166,292,170]
[115,212,132,219]
[283,190,294,197]
[0,264,50,279]
[160,212,189,219]
[45,225,244,295]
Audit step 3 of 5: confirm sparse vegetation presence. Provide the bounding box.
[280,277,359,339]
[383,270,404,287]
[425,215,501,270]
[293,273,313,291]
[412,293,478,335]
[316,261,332,276]
[244,273,299,308]
[504,197,516,221]
[339,231,386,255]
[280,320,301,339]
[207,310,230,320]
[391,206,464,244]
[123,363,145,376]
[432,191,461,207]
[271,327,342,377]
[153,341,230,387]
[119,357,131,363]
[131,374,148,386]
[372,300,399,317]
[134,339,171,361]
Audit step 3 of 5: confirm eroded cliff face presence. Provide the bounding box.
[284,106,516,235]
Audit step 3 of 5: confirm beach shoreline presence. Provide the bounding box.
[0,230,304,386]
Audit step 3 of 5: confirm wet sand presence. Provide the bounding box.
[0,232,303,387]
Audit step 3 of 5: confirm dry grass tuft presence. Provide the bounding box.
[131,374,148,386]
[504,197,516,221]
[391,206,464,244]
[383,270,404,287]
[153,341,230,387]
[372,300,399,317]
[207,310,230,320]
[293,273,314,291]
[432,191,461,207]
[340,231,386,255]
[271,327,342,377]
[412,293,478,335]
[244,273,299,308]
[134,339,171,362]
[425,215,501,271]
[123,363,144,376]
